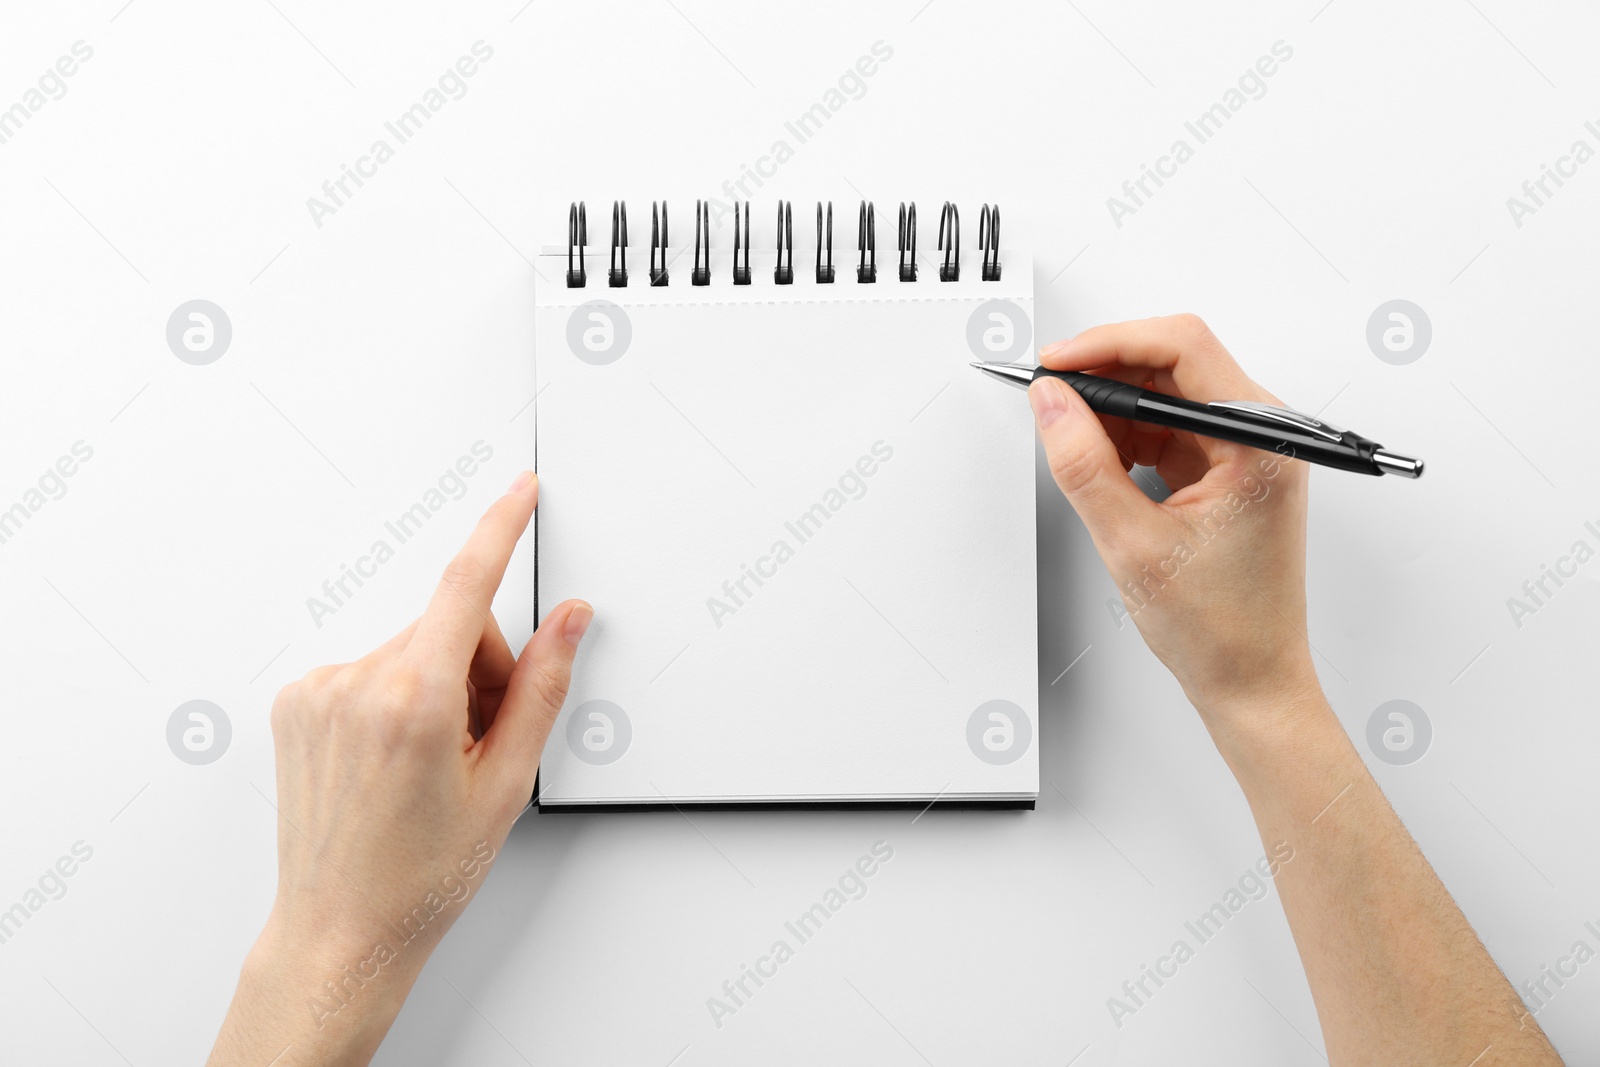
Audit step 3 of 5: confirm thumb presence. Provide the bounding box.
[1029,377,1155,540]
[479,599,592,806]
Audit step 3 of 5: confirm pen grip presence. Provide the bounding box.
[1034,368,1146,420]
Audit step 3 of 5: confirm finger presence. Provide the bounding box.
[409,471,538,676]
[466,683,483,741]
[1124,427,1173,468]
[470,613,516,693]
[1098,413,1135,466]
[1083,361,1157,389]
[478,599,593,803]
[1038,315,1270,405]
[1154,433,1215,493]
[470,615,518,737]
[1029,377,1158,541]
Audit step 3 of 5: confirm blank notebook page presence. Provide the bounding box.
[534,243,1037,806]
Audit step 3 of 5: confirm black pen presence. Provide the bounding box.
[972,362,1424,478]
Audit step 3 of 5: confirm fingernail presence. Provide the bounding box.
[1028,378,1069,429]
[508,470,534,493]
[563,602,593,647]
[1038,338,1074,359]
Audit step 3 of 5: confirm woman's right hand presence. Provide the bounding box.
[1028,314,1318,727]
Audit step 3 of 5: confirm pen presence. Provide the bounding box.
[972,362,1424,479]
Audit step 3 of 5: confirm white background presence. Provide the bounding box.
[1,1,1597,1064]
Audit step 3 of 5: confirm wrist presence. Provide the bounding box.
[1183,652,1323,729]
[1190,682,1378,850]
[1187,665,1341,775]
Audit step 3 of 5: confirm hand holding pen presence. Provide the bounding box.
[1014,314,1322,713]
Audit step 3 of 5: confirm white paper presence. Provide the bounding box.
[534,245,1037,804]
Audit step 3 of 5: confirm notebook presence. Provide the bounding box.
[533,199,1037,809]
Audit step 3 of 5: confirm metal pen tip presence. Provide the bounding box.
[1374,450,1424,479]
[971,361,1034,390]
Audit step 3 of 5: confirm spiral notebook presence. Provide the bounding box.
[533,199,1038,809]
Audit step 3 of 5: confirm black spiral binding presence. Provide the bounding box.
[692,200,711,286]
[774,201,794,285]
[897,202,917,282]
[938,202,959,282]
[858,201,876,283]
[650,201,669,286]
[980,204,1001,281]
[564,200,999,287]
[566,201,587,287]
[816,202,834,283]
[732,201,751,285]
[609,201,627,287]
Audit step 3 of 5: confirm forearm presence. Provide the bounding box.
[207,917,425,1067]
[1199,683,1562,1066]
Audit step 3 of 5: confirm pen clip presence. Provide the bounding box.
[1206,400,1346,442]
